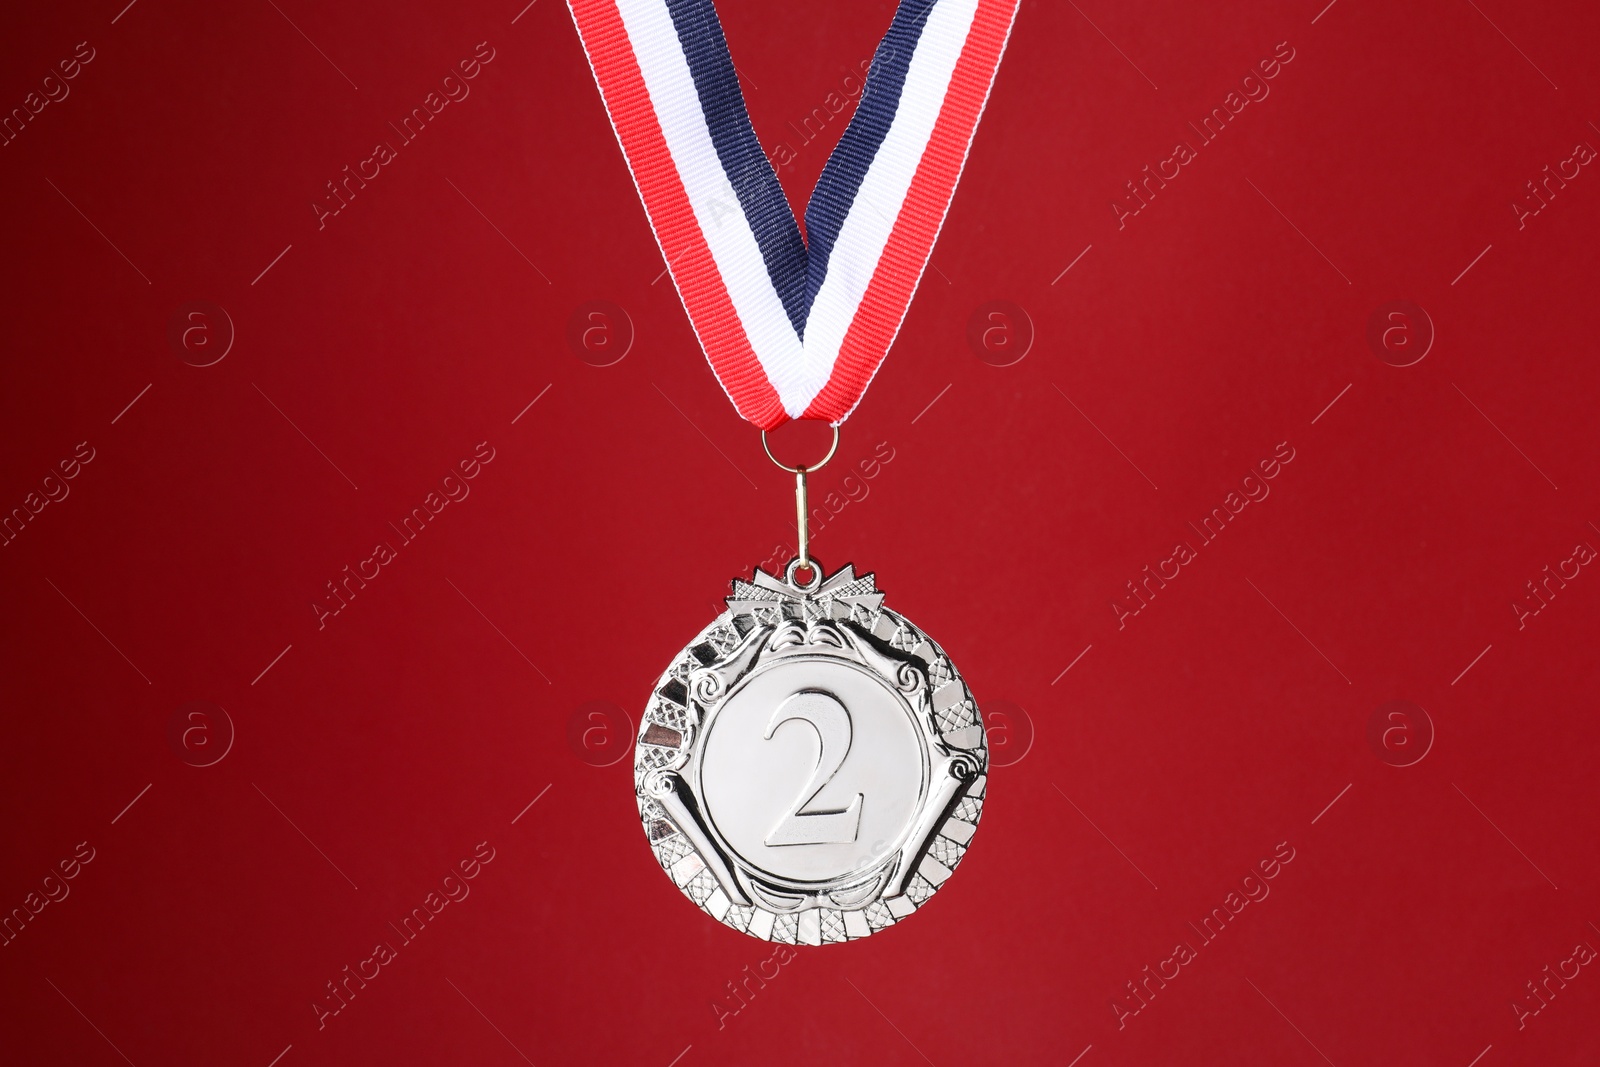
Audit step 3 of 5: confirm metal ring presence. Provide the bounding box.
[786,556,824,591]
[761,425,840,474]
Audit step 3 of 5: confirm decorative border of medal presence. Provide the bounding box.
[633,561,988,944]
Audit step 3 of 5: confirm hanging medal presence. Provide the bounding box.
[567,0,1021,943]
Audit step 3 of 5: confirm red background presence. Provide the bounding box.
[3,0,1599,1064]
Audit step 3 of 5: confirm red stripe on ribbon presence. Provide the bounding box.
[569,0,787,428]
[803,0,1017,424]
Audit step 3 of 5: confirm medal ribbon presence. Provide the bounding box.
[566,0,1021,428]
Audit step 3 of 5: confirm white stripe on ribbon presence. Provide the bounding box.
[799,0,979,407]
[616,0,806,409]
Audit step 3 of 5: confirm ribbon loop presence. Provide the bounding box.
[568,0,1021,427]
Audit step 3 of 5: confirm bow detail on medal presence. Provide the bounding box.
[727,563,884,616]
[566,0,1022,428]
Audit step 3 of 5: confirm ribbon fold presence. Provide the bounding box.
[567,0,1021,428]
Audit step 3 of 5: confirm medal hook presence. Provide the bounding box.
[761,426,840,580]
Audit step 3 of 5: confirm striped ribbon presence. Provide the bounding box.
[567,0,1020,428]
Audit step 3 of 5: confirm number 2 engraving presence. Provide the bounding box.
[763,691,863,846]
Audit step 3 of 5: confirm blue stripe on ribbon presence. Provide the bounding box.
[802,0,936,317]
[666,0,809,335]
[663,0,942,339]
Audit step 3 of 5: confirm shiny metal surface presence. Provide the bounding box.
[634,559,988,943]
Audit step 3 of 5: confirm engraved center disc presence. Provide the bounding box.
[700,656,926,884]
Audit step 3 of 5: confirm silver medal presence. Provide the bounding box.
[633,558,987,943]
